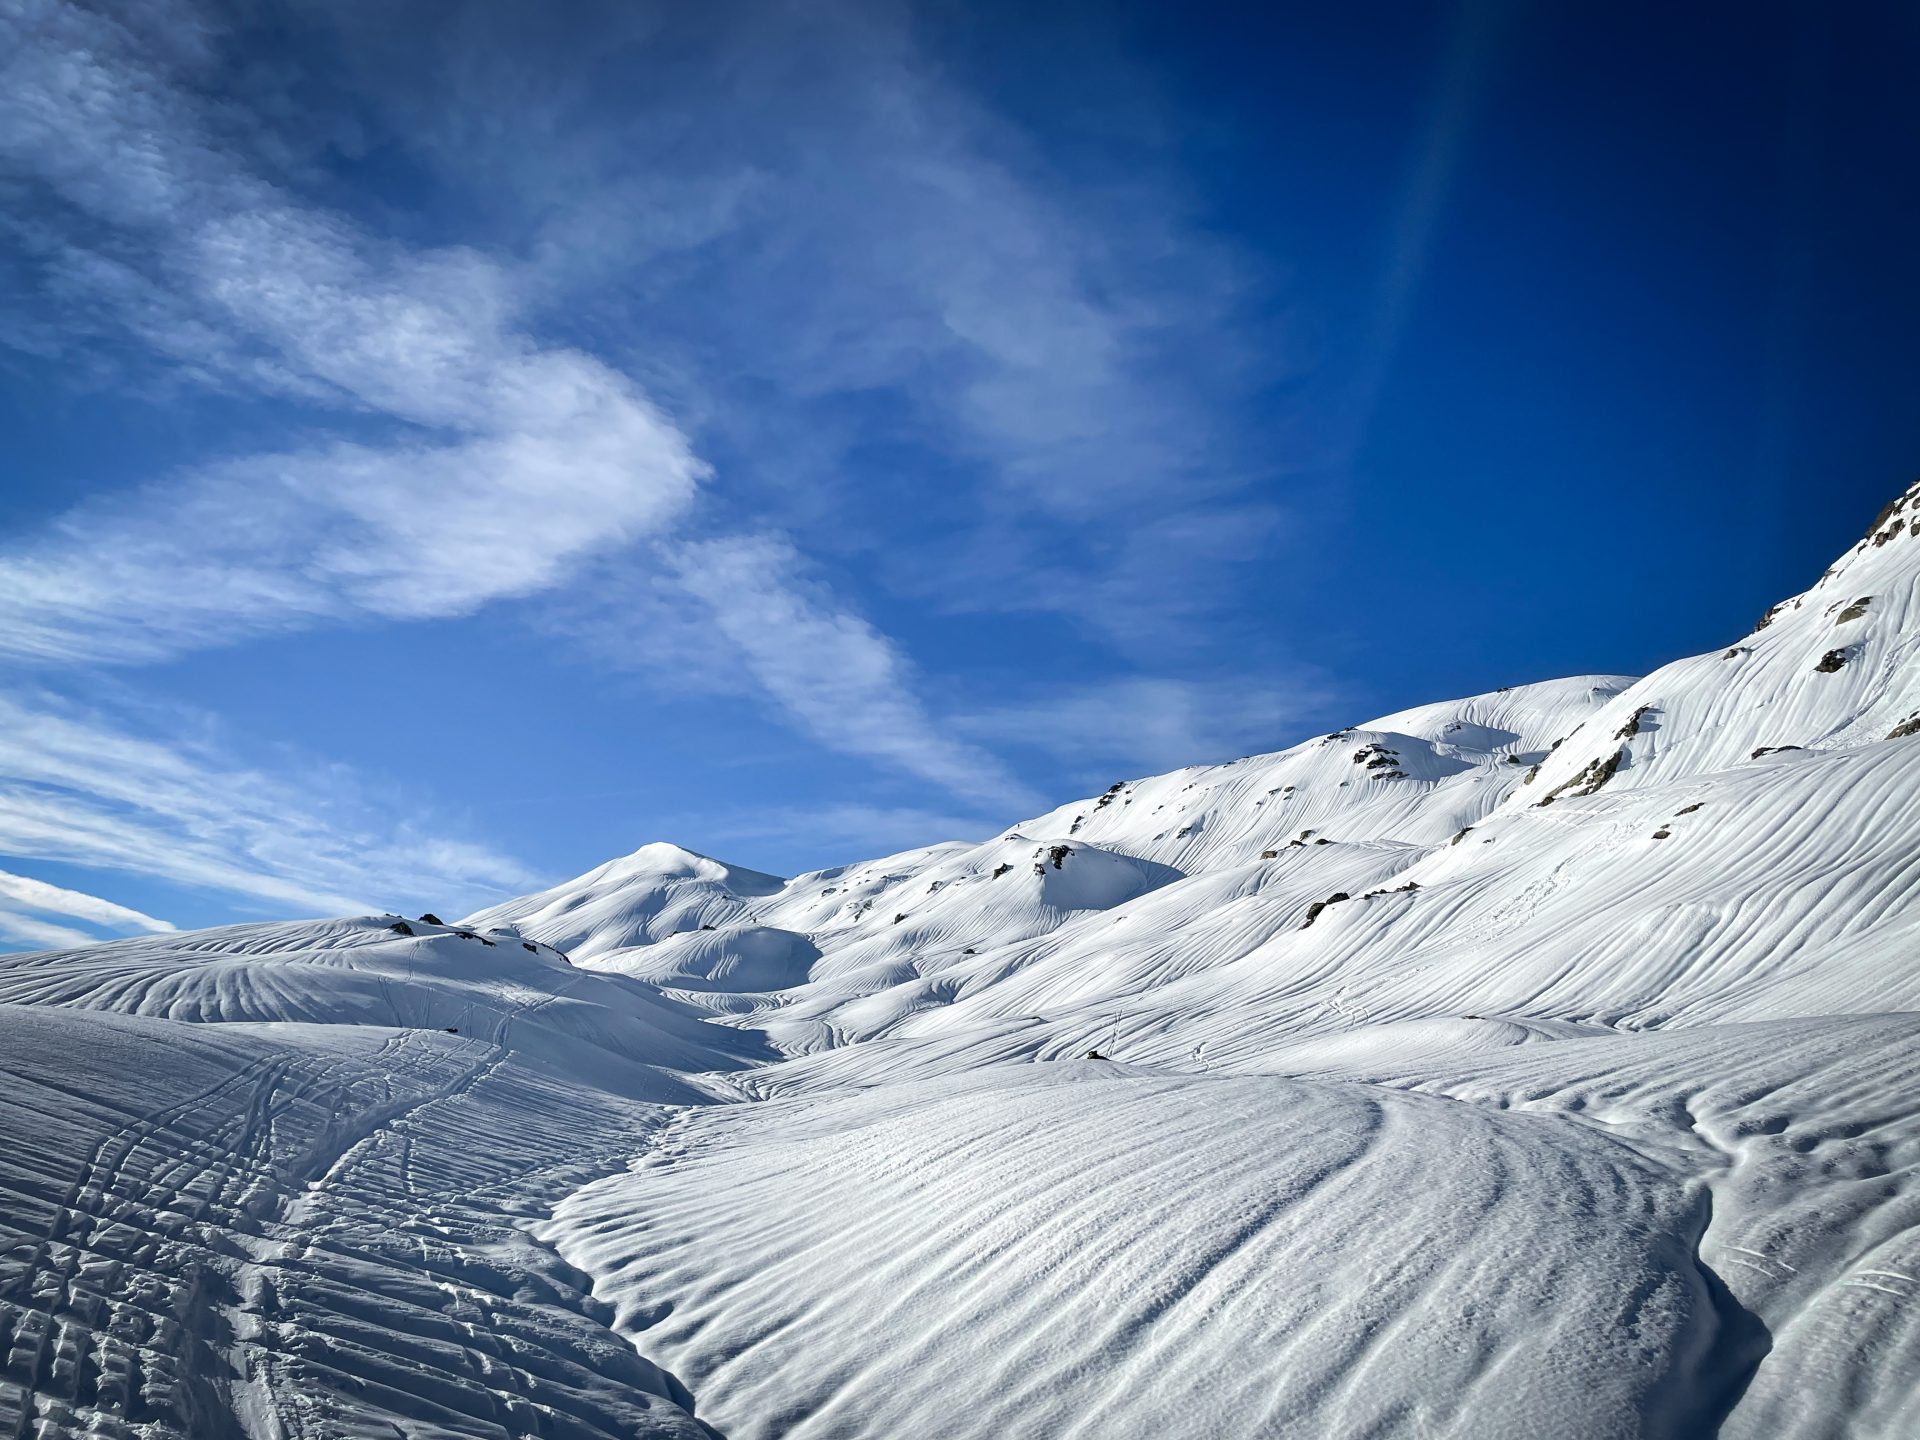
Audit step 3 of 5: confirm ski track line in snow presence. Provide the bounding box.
[0,993,721,1440]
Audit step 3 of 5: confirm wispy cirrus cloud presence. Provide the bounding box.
[679,803,999,873]
[665,534,1036,809]
[0,0,1026,813]
[0,867,175,950]
[0,688,539,948]
[0,0,704,664]
[957,674,1337,780]
[319,2,1285,638]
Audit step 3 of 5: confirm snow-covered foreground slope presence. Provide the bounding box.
[548,1015,1920,1440]
[0,921,742,1438]
[5,483,1920,1436]
[551,1062,1749,1440]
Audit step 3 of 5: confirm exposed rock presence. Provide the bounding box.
[1863,489,1912,546]
[1299,892,1351,930]
[1537,747,1626,806]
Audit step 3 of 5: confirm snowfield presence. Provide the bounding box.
[4,483,1920,1436]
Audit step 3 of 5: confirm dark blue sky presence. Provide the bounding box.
[0,0,1915,943]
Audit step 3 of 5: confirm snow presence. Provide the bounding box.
[4,482,1920,1435]
[464,842,785,965]
[548,1063,1745,1440]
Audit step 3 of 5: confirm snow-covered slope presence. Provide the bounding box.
[463,841,785,964]
[1521,485,1920,804]
[0,918,745,1439]
[6,482,1920,1436]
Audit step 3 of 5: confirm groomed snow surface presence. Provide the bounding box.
[6,484,1920,1436]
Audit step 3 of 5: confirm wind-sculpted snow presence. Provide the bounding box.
[1298,1013,1920,1438]
[1521,484,1920,805]
[9,483,1920,1434]
[0,914,771,1082]
[546,1062,1751,1440]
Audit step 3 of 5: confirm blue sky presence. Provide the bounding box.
[1,0,1916,947]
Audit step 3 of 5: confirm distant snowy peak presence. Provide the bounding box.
[462,841,786,963]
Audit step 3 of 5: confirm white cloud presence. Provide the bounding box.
[957,675,1336,778]
[687,802,999,871]
[330,3,1278,624]
[0,910,96,951]
[666,534,1037,810]
[0,689,540,934]
[0,0,1040,820]
[0,0,705,664]
[0,864,176,950]
[0,0,1317,924]
[0,868,174,934]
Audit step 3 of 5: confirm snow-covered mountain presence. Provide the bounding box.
[5,482,1920,1437]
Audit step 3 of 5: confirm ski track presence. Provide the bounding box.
[0,981,720,1440]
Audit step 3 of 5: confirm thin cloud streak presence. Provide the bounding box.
[0,690,540,932]
[666,535,1037,811]
[957,675,1337,779]
[686,802,999,872]
[0,868,176,934]
[1346,0,1511,448]
[0,910,97,951]
[0,0,1322,935]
